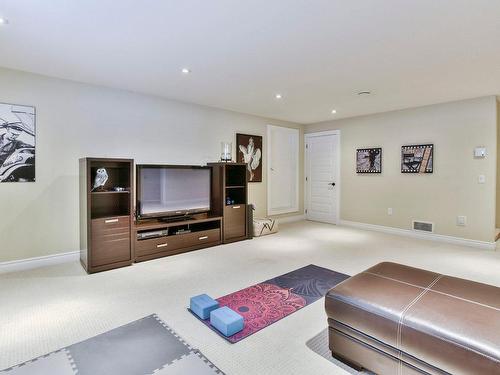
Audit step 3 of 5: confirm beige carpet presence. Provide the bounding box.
[1,220,499,375]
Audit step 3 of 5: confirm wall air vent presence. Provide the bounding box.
[412,220,434,233]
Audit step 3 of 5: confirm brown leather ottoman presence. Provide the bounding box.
[325,262,500,375]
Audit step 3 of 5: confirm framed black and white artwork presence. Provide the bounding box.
[0,102,36,182]
[401,144,433,173]
[237,133,262,182]
[356,148,382,173]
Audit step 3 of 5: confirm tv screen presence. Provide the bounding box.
[137,165,211,218]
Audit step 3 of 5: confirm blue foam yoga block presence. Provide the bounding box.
[210,306,244,337]
[190,294,219,320]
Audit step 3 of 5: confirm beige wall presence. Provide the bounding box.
[0,68,303,262]
[306,97,498,243]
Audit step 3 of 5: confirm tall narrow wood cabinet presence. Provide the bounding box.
[209,162,248,243]
[79,158,134,273]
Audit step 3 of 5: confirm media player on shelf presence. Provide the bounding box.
[137,229,169,240]
[175,229,191,235]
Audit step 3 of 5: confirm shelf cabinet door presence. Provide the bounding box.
[91,216,131,267]
[224,204,246,240]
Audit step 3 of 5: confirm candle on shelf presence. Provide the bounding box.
[220,141,232,162]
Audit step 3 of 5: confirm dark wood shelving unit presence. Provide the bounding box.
[80,158,134,273]
[209,162,249,243]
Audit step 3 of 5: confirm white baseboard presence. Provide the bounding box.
[274,214,306,224]
[0,251,80,274]
[340,220,496,250]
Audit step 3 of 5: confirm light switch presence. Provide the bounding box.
[387,208,393,216]
[457,216,467,226]
[474,147,486,158]
[478,175,486,184]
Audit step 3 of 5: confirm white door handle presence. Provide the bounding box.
[233,206,241,209]
[104,219,119,224]
[199,236,208,240]
[156,243,168,248]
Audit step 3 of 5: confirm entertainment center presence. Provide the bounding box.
[79,158,249,273]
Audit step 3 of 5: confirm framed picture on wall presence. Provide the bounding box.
[401,144,433,173]
[0,102,36,182]
[236,133,262,182]
[356,148,382,173]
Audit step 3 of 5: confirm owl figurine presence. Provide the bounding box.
[92,168,109,191]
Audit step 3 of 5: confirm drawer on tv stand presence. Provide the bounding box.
[181,228,220,247]
[135,228,221,258]
[135,235,184,257]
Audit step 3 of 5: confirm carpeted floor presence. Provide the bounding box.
[305,329,375,375]
[1,220,499,374]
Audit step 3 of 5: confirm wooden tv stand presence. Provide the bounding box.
[133,214,222,262]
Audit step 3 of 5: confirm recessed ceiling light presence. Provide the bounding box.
[357,91,371,96]
[275,94,282,99]
[181,68,191,74]
[331,109,337,114]
[0,18,8,25]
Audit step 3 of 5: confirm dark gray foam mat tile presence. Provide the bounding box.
[67,315,190,375]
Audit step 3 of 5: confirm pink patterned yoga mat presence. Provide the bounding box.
[189,264,349,343]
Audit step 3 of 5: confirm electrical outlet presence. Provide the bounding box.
[388,208,393,216]
[457,216,467,226]
[478,175,486,184]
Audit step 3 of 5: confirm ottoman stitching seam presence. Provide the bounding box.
[396,274,443,375]
[363,272,500,312]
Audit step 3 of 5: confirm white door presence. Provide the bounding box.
[305,131,340,224]
[267,125,299,216]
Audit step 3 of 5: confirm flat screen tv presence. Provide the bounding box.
[136,165,211,219]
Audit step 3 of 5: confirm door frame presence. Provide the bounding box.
[304,130,341,224]
[267,125,300,216]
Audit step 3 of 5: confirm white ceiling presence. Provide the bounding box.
[0,1,499,124]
